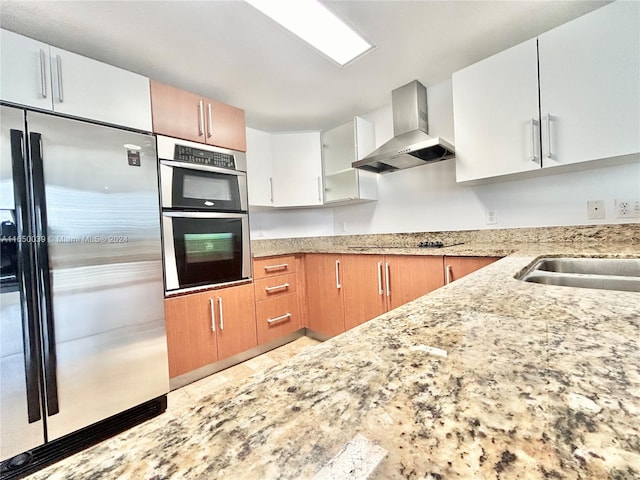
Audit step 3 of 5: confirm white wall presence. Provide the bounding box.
[250,79,639,239]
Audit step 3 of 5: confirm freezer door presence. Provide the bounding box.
[0,106,45,460]
[25,111,169,440]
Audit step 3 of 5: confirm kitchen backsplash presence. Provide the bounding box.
[251,223,640,256]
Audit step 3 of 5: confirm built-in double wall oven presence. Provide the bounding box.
[158,135,251,293]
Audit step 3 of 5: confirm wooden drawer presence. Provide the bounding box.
[255,294,301,345]
[254,273,297,302]
[253,255,296,279]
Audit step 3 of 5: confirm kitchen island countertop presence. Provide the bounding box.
[27,242,640,479]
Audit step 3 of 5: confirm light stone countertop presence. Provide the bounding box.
[27,241,640,480]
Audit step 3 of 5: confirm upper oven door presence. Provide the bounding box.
[160,160,248,212]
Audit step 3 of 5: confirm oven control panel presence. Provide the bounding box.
[174,145,235,169]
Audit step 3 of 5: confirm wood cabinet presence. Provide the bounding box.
[150,80,246,151]
[306,253,445,336]
[1,29,152,131]
[322,118,377,205]
[254,256,303,344]
[164,283,256,379]
[304,254,345,337]
[443,256,501,284]
[453,1,639,182]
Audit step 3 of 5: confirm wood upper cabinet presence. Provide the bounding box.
[304,254,345,338]
[384,255,444,310]
[341,254,387,330]
[443,256,501,285]
[164,283,256,379]
[150,80,246,151]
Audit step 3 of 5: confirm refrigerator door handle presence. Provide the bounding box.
[29,131,60,416]
[11,129,43,424]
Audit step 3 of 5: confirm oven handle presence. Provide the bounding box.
[159,159,246,177]
[162,211,248,219]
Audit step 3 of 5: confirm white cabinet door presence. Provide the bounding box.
[538,1,640,167]
[271,132,323,207]
[246,127,274,206]
[50,47,152,131]
[0,29,53,110]
[453,38,541,182]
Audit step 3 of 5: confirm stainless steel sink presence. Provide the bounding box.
[518,257,640,293]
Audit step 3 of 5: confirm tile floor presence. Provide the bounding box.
[167,336,321,410]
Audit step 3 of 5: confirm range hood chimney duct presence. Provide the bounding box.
[352,80,455,174]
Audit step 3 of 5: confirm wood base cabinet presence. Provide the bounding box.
[304,254,345,337]
[164,283,257,379]
[306,254,445,336]
[443,256,501,284]
[150,80,246,151]
[253,255,303,344]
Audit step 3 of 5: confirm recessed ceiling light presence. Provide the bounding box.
[246,0,374,67]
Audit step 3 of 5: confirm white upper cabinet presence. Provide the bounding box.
[453,1,640,182]
[245,127,275,206]
[538,1,640,167]
[322,118,377,205]
[1,29,152,131]
[0,29,53,110]
[453,38,541,182]
[271,132,324,207]
[50,47,152,131]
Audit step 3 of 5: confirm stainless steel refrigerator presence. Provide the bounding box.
[0,105,169,476]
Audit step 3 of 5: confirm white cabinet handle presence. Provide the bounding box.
[265,283,290,293]
[317,176,322,202]
[445,265,453,285]
[267,313,291,324]
[544,113,552,161]
[39,49,47,98]
[269,177,274,203]
[529,118,538,164]
[264,263,288,271]
[377,261,383,295]
[335,259,341,289]
[207,103,213,138]
[385,262,391,297]
[218,296,224,330]
[209,298,216,332]
[55,55,63,102]
[198,100,205,136]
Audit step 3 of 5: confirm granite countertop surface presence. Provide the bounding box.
[28,243,640,479]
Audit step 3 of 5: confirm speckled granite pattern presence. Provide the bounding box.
[252,224,640,257]
[26,243,640,480]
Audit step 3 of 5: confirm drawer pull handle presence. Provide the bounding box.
[267,313,291,324]
[265,283,290,293]
[209,298,215,332]
[264,263,288,271]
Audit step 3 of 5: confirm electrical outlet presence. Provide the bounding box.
[615,199,640,218]
[587,200,605,219]
[485,210,497,225]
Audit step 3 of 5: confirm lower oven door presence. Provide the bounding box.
[162,211,251,292]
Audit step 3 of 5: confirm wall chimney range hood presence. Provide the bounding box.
[352,80,455,174]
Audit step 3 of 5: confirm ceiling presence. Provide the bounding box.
[0,0,608,132]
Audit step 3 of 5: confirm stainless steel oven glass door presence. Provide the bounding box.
[160,160,248,212]
[162,211,251,291]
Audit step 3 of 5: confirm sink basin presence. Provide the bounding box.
[518,257,640,293]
